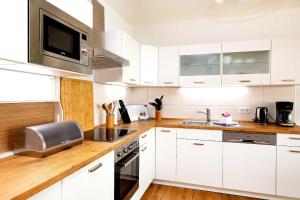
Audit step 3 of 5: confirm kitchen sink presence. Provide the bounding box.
[181,120,213,126]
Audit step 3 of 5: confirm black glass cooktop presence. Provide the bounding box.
[84,128,136,142]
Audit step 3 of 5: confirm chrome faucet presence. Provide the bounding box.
[197,108,211,124]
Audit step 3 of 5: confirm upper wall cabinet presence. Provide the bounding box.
[222,39,271,86]
[271,37,300,85]
[140,45,159,86]
[158,46,179,87]
[98,30,140,85]
[179,44,222,87]
[47,0,93,27]
[0,0,28,63]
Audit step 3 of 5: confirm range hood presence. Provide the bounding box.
[91,0,129,69]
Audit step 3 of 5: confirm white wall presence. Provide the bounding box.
[131,86,295,122]
[133,7,300,46]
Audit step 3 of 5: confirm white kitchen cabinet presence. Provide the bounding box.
[221,74,270,86]
[28,182,61,200]
[97,30,140,84]
[158,46,179,86]
[122,32,140,84]
[222,39,271,53]
[62,151,114,200]
[271,37,300,85]
[179,43,221,86]
[131,128,155,200]
[177,139,222,188]
[277,146,300,198]
[223,142,276,195]
[140,45,159,86]
[155,127,177,181]
[47,0,93,27]
[0,0,28,63]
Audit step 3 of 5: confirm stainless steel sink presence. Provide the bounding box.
[181,120,212,126]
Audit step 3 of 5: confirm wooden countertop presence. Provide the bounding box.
[1,119,300,200]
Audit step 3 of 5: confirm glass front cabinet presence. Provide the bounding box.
[221,39,271,85]
[179,43,222,87]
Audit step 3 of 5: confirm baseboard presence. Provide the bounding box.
[153,179,297,200]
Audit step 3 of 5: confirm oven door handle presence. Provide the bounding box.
[117,153,139,168]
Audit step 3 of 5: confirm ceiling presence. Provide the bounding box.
[104,0,300,26]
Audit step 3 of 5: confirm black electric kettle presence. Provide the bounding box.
[254,107,268,124]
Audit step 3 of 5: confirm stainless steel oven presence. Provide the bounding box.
[115,138,139,200]
[29,0,92,75]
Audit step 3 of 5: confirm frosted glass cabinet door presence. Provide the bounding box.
[180,54,221,76]
[223,51,270,75]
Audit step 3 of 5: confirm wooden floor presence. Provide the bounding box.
[141,184,262,200]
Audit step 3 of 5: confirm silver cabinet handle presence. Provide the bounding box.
[141,146,147,152]
[141,134,147,138]
[193,143,204,146]
[289,137,300,140]
[289,150,300,153]
[88,163,103,173]
[194,81,205,84]
[282,79,295,82]
[239,80,251,83]
[160,130,171,133]
[144,81,154,84]
[163,82,173,84]
[129,78,136,82]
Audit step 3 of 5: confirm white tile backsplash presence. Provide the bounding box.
[131,85,295,121]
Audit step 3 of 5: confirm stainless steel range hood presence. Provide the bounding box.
[91,0,129,69]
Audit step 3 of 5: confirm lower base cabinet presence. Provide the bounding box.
[131,128,155,200]
[277,146,300,198]
[28,182,62,200]
[62,151,114,200]
[223,143,276,195]
[177,139,222,188]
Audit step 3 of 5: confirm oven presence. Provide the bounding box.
[115,139,139,200]
[29,0,93,75]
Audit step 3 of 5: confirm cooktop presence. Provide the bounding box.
[84,128,136,142]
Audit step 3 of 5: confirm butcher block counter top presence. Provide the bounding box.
[1,119,300,200]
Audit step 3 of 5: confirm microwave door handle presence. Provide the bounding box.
[118,153,139,168]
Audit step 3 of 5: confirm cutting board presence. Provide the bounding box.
[60,78,94,131]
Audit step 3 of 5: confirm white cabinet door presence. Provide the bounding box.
[223,143,276,195]
[222,74,270,86]
[155,128,177,181]
[140,45,159,86]
[158,46,179,86]
[271,37,300,85]
[277,146,300,198]
[0,0,28,63]
[177,139,222,188]
[179,43,221,55]
[122,32,140,85]
[222,39,271,53]
[179,76,221,87]
[47,0,93,27]
[62,151,114,200]
[139,144,149,197]
[28,182,61,200]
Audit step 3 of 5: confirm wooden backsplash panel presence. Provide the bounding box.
[0,102,55,153]
[60,78,94,131]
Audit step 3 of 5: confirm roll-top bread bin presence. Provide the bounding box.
[15,120,83,157]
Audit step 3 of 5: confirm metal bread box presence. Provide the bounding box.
[15,120,83,157]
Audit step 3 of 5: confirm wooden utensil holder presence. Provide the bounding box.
[106,115,115,129]
[155,111,162,121]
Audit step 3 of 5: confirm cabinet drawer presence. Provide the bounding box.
[177,129,222,141]
[179,76,221,87]
[222,74,270,85]
[139,129,153,146]
[277,134,300,147]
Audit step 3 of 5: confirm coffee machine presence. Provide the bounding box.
[276,102,294,127]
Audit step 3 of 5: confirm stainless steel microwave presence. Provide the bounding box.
[29,0,93,75]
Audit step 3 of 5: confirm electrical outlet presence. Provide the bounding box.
[239,107,251,114]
